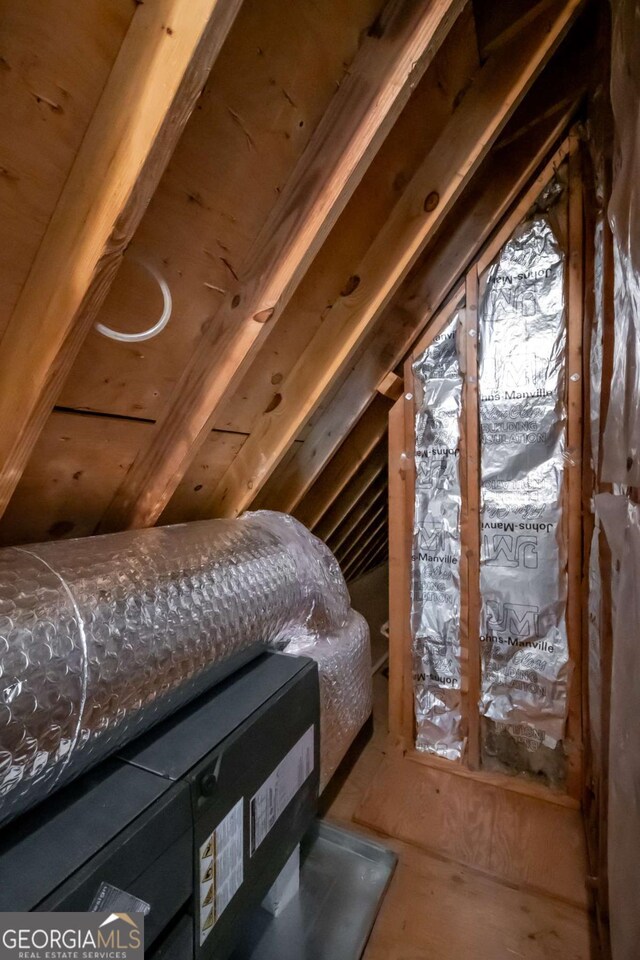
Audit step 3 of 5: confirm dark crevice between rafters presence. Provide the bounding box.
[53,406,249,439]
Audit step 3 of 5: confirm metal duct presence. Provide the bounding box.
[0,512,363,827]
[411,312,464,760]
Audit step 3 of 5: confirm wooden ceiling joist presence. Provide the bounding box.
[261,97,577,515]
[0,0,243,520]
[293,394,391,531]
[96,0,467,533]
[206,0,582,520]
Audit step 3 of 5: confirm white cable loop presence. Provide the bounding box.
[95,258,172,343]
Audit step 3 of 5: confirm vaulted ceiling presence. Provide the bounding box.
[0,0,596,578]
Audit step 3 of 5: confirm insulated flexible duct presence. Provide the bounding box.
[0,512,369,826]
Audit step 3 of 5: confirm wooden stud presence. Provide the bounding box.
[388,394,412,744]
[203,0,582,520]
[460,265,481,770]
[0,0,243,520]
[265,105,577,516]
[565,133,584,800]
[97,0,467,532]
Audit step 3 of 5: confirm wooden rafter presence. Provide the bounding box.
[344,521,389,581]
[337,500,388,568]
[0,0,243,519]
[351,538,389,581]
[207,0,582,520]
[328,481,388,555]
[97,0,467,533]
[294,395,391,530]
[265,100,577,515]
[315,439,388,543]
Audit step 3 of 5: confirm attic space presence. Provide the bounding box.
[0,1,638,958]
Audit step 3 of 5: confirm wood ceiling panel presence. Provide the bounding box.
[0,0,134,339]
[0,412,245,547]
[212,6,480,435]
[58,0,382,421]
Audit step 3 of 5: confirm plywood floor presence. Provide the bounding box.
[323,671,596,960]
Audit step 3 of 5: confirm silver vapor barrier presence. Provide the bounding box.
[478,213,570,780]
[0,511,371,826]
[411,312,464,760]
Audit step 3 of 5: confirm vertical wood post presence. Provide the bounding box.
[461,266,481,769]
[565,134,585,799]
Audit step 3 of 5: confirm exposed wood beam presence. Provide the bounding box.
[473,0,557,59]
[315,440,388,543]
[387,393,412,740]
[377,371,405,402]
[98,0,467,533]
[209,0,582,519]
[328,481,388,555]
[344,518,389,581]
[264,99,577,514]
[337,501,388,568]
[294,394,390,530]
[0,0,243,519]
[348,536,389,582]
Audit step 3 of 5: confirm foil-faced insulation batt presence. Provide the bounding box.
[478,216,570,757]
[0,511,370,826]
[411,313,464,759]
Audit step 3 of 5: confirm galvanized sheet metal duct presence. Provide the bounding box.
[0,512,366,826]
[411,312,464,759]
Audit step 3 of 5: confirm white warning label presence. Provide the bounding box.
[250,725,315,856]
[199,797,244,945]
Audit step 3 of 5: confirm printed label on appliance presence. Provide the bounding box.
[250,725,314,855]
[198,797,244,945]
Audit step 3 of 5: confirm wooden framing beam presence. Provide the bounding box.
[315,440,388,543]
[328,481,387,555]
[377,371,405,402]
[294,395,391,530]
[0,0,243,519]
[337,500,388,569]
[346,532,389,582]
[565,134,584,799]
[343,516,389,581]
[97,0,467,533]
[206,0,581,520]
[460,265,481,769]
[268,104,575,515]
[388,393,414,743]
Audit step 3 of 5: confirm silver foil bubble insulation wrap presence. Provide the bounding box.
[478,216,570,778]
[0,511,370,826]
[411,313,464,760]
[287,610,372,791]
